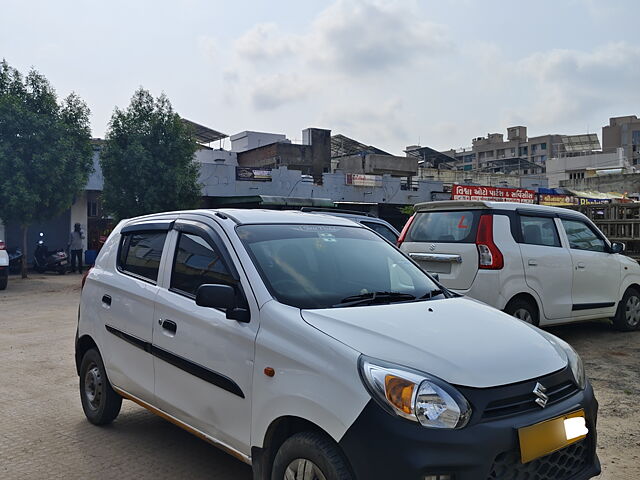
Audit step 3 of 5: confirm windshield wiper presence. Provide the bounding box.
[332,291,416,308]
[419,288,445,300]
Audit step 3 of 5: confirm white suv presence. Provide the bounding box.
[76,209,600,479]
[399,200,640,331]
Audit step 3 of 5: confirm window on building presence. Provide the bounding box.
[540,155,547,163]
[541,143,547,150]
[531,144,538,153]
[87,200,98,218]
[510,148,516,156]
[519,146,528,156]
[118,231,167,283]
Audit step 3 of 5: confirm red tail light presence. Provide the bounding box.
[476,214,503,269]
[0,241,5,250]
[397,214,415,247]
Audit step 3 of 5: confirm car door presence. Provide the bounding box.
[152,219,259,455]
[559,217,620,317]
[101,224,171,401]
[517,214,573,320]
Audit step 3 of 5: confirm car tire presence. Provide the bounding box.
[79,348,122,425]
[271,431,353,480]
[612,287,640,331]
[505,297,539,326]
[0,271,7,290]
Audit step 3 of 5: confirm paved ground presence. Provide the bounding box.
[1,274,638,479]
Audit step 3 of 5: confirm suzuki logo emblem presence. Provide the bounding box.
[533,382,549,408]
[429,244,436,251]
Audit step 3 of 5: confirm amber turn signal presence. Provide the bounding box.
[264,367,275,377]
[385,375,415,414]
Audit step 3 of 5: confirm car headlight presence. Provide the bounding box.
[358,356,471,429]
[539,332,586,390]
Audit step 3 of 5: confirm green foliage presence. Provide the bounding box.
[100,88,201,220]
[0,60,93,275]
[399,205,415,216]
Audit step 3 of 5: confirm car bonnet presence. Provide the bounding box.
[301,297,567,388]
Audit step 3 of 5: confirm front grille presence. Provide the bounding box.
[487,439,589,480]
[482,379,580,420]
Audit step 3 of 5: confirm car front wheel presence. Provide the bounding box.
[271,432,353,480]
[79,348,122,425]
[613,287,640,331]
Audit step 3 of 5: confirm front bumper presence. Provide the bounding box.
[339,380,599,480]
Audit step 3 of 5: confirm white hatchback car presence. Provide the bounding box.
[76,209,600,479]
[399,200,640,331]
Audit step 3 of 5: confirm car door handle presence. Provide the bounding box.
[161,319,177,334]
[102,295,112,306]
[528,259,538,266]
[576,262,586,270]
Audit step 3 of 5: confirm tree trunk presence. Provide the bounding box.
[21,225,28,279]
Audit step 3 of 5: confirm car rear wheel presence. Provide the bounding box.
[79,348,122,425]
[505,297,539,326]
[271,432,353,480]
[0,271,7,290]
[613,287,640,331]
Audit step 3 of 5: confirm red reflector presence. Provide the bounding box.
[397,214,415,247]
[476,214,503,269]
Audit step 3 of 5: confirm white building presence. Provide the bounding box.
[546,148,627,188]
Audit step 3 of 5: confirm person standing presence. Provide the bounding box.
[69,223,85,274]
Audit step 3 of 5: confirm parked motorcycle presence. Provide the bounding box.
[33,233,69,274]
[8,248,23,274]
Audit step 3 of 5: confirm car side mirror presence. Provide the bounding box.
[431,273,440,282]
[610,242,625,254]
[195,284,250,323]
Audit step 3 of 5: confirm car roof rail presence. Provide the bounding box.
[300,207,377,218]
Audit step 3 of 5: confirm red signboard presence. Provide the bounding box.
[451,185,536,203]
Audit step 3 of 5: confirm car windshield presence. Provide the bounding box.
[237,224,442,309]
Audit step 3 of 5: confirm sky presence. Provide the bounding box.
[2,0,640,154]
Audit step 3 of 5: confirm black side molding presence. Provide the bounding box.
[105,324,244,398]
[572,302,615,311]
[150,345,244,398]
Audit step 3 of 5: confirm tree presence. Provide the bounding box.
[0,60,93,278]
[100,88,201,221]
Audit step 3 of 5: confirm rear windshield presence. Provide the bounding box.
[408,210,479,243]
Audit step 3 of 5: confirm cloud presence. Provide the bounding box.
[234,23,296,62]
[197,35,218,62]
[250,74,311,110]
[518,42,640,124]
[309,0,451,75]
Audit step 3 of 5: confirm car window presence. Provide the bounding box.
[237,224,440,309]
[361,221,398,243]
[408,210,479,243]
[170,232,236,297]
[560,219,606,252]
[520,216,560,247]
[118,231,167,282]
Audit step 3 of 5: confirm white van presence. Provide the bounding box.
[76,209,600,479]
[399,201,640,330]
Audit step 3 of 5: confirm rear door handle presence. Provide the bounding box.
[161,319,177,334]
[528,259,538,266]
[577,262,586,270]
[102,295,112,306]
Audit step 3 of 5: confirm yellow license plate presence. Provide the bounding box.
[518,409,588,463]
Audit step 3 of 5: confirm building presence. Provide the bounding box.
[546,148,626,188]
[234,128,331,183]
[602,115,640,166]
[435,125,595,177]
